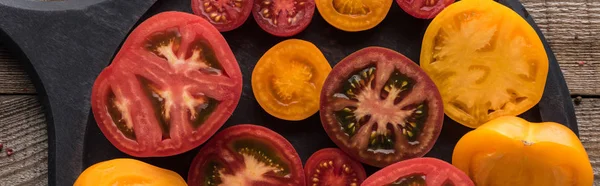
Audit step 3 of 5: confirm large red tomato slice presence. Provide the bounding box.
[320,47,444,167]
[304,148,366,186]
[188,124,305,186]
[191,0,253,31]
[91,11,243,157]
[362,157,474,186]
[396,0,454,19]
[252,0,315,36]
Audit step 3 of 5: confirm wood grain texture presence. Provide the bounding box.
[574,98,600,185]
[521,0,600,95]
[0,46,36,94]
[0,95,48,186]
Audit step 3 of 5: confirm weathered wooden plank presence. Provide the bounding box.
[572,97,600,185]
[521,0,600,95]
[0,45,36,94]
[0,95,47,186]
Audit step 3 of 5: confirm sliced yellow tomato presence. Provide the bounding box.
[74,158,187,186]
[252,39,332,121]
[452,116,593,186]
[316,0,392,31]
[420,0,549,128]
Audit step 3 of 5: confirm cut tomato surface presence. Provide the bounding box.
[420,0,549,128]
[304,148,366,186]
[362,157,474,186]
[191,0,253,31]
[188,124,305,186]
[396,0,454,19]
[252,0,315,36]
[252,39,331,121]
[91,11,243,157]
[316,0,392,31]
[320,47,444,167]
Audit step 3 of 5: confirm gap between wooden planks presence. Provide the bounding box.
[0,0,599,185]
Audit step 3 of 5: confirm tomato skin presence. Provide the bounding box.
[252,0,315,37]
[188,124,306,186]
[320,47,444,168]
[396,0,455,19]
[362,157,474,186]
[452,116,593,186]
[91,11,243,157]
[304,148,366,186]
[420,0,549,128]
[191,0,253,32]
[74,158,187,186]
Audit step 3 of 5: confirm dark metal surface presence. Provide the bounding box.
[0,0,577,185]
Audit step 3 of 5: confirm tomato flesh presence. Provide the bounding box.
[362,157,474,186]
[420,0,549,128]
[188,124,305,186]
[304,148,366,186]
[252,39,331,121]
[252,0,315,36]
[320,47,443,167]
[396,0,454,19]
[91,12,242,157]
[316,0,392,31]
[192,0,253,31]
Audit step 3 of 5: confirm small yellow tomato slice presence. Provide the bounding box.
[74,158,187,186]
[252,39,332,121]
[420,0,549,128]
[452,116,593,186]
[316,0,392,32]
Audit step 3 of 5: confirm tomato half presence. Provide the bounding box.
[252,39,331,121]
[304,148,366,186]
[396,0,454,19]
[191,0,253,31]
[420,0,549,128]
[91,11,243,157]
[316,0,392,32]
[320,47,444,167]
[188,124,305,186]
[452,116,593,186]
[362,157,474,186]
[252,0,315,36]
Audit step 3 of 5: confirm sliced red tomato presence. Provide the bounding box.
[320,47,444,167]
[188,124,305,186]
[362,157,474,186]
[91,11,243,157]
[396,0,454,19]
[304,148,366,186]
[252,0,315,36]
[191,0,253,31]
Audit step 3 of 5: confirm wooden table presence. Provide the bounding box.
[0,0,597,185]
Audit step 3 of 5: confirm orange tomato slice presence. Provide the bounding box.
[252,39,332,121]
[452,116,593,186]
[316,0,392,32]
[420,0,549,128]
